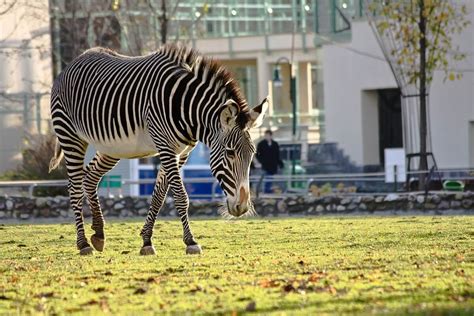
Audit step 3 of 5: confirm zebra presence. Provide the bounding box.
[49,44,268,256]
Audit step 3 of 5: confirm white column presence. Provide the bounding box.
[257,53,271,105]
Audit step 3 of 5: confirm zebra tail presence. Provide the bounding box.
[49,138,64,173]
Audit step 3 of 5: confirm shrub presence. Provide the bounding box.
[1,134,68,196]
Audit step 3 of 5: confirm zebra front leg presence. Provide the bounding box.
[139,170,169,255]
[84,152,119,252]
[161,152,201,255]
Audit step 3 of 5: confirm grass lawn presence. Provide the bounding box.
[0,216,473,315]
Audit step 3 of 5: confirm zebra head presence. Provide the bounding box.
[210,97,269,217]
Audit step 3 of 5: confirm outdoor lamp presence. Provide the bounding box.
[272,57,297,175]
[273,67,282,87]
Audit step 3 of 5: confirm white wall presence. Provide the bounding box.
[429,3,474,168]
[323,8,474,168]
[323,21,396,165]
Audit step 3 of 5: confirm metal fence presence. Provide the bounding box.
[1,168,473,199]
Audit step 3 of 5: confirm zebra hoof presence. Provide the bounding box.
[139,245,156,256]
[186,244,202,255]
[79,246,94,256]
[91,235,105,252]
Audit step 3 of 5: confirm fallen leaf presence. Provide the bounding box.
[146,277,159,283]
[349,273,365,280]
[245,301,256,312]
[308,272,323,282]
[100,299,110,312]
[35,292,54,298]
[35,303,46,312]
[190,284,204,293]
[282,283,296,293]
[237,296,251,301]
[82,299,99,306]
[134,287,148,294]
[258,279,280,288]
[9,276,19,283]
[455,254,465,262]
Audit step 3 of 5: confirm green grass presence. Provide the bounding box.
[0,216,473,315]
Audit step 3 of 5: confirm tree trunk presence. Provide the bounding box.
[160,0,168,45]
[418,0,428,190]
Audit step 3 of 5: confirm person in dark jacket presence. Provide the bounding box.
[256,130,284,193]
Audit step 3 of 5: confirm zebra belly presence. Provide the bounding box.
[86,129,157,159]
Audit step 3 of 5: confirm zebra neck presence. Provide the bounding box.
[181,82,227,149]
[190,103,224,149]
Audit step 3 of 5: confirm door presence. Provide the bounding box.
[378,89,403,164]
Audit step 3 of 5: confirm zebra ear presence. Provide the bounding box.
[247,97,269,129]
[220,99,240,129]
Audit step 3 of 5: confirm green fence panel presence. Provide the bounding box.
[99,175,122,189]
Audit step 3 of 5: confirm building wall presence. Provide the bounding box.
[0,0,52,173]
[429,3,474,168]
[323,21,397,166]
[323,9,474,169]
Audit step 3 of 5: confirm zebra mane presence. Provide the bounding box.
[160,43,251,129]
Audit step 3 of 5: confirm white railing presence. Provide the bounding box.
[1,169,473,199]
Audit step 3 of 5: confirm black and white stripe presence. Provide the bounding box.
[50,44,268,255]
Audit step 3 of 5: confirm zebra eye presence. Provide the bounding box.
[226,148,235,158]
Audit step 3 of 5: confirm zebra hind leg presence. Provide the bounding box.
[84,152,119,252]
[61,139,92,255]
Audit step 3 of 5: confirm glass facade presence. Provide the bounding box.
[50,0,363,65]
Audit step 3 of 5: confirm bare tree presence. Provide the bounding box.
[366,0,470,189]
[49,0,122,74]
